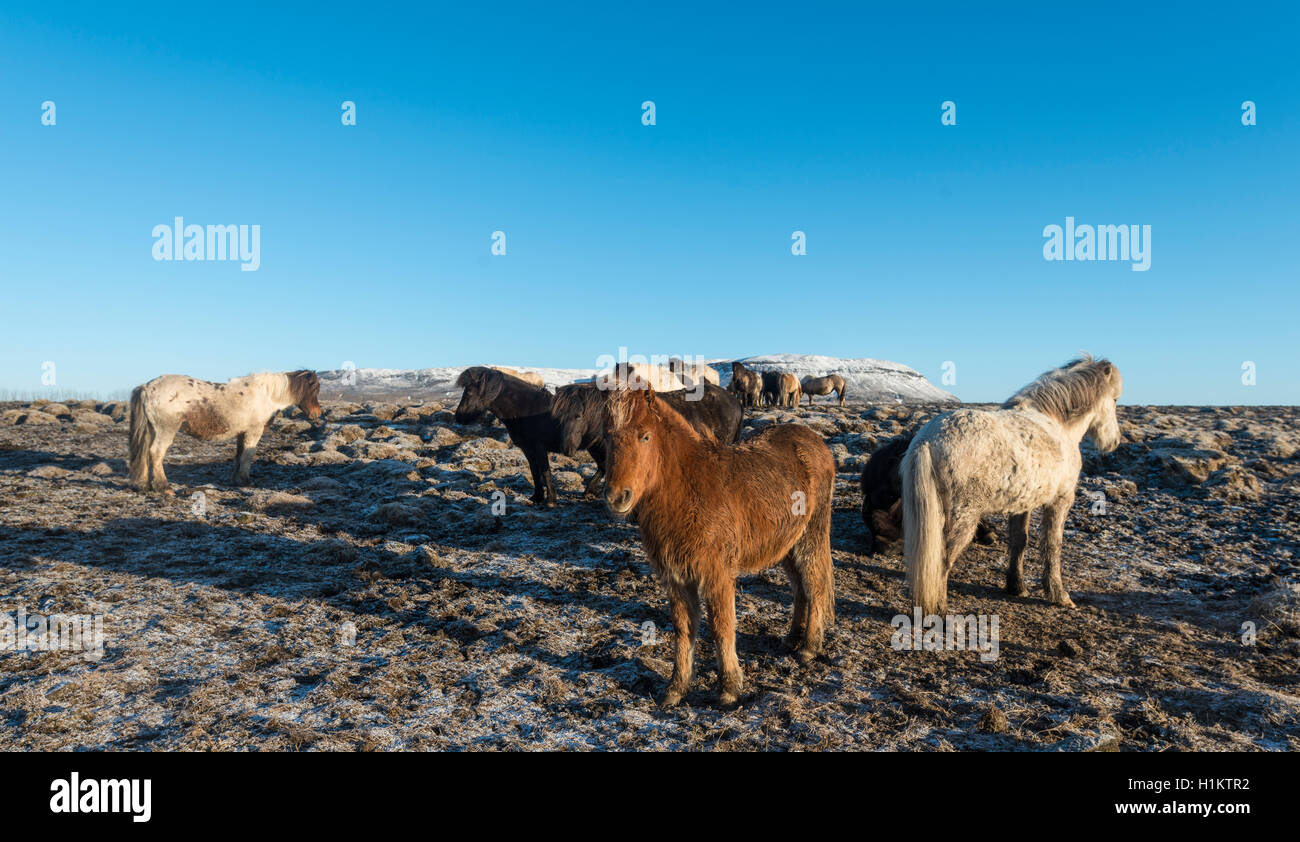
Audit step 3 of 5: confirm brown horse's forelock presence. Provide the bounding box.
[602,389,640,431]
[1003,355,1117,422]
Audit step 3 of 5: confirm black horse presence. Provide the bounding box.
[454,366,590,506]
[553,382,744,497]
[861,434,997,555]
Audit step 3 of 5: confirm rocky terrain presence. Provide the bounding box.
[0,396,1297,751]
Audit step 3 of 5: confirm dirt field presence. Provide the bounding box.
[1,397,1297,750]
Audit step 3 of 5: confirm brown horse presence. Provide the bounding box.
[602,387,836,707]
[729,362,763,407]
[802,374,847,406]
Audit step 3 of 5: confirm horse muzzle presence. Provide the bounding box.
[605,487,635,516]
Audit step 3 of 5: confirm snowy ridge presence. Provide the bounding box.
[317,355,957,404]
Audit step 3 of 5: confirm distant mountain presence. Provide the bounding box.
[718,354,958,403]
[316,355,957,404]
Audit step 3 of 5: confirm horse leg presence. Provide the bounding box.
[148,424,178,495]
[1040,493,1077,608]
[792,500,833,662]
[704,580,743,705]
[233,428,263,486]
[232,433,246,485]
[780,557,807,650]
[524,446,552,506]
[661,581,701,708]
[939,508,981,610]
[1005,512,1030,596]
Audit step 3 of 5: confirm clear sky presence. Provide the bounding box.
[2,2,1296,404]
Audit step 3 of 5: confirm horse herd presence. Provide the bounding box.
[126,355,1123,706]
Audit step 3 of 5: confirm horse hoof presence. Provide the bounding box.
[781,633,803,652]
[1055,597,1077,609]
[658,689,685,709]
[795,647,817,665]
[718,690,740,707]
[1006,584,1028,598]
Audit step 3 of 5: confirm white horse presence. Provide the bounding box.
[595,362,686,392]
[902,356,1122,614]
[667,357,721,388]
[129,370,321,493]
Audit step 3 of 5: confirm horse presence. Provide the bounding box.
[601,387,836,707]
[553,382,743,497]
[128,370,321,493]
[802,374,847,407]
[595,362,685,393]
[491,366,546,389]
[761,371,801,407]
[667,357,721,388]
[902,356,1123,614]
[860,434,996,556]
[729,362,763,407]
[455,365,581,506]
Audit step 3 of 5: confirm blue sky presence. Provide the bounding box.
[2,2,1296,403]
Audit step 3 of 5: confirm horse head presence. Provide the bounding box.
[287,370,322,420]
[553,384,597,456]
[602,387,663,517]
[455,366,504,424]
[1086,361,1124,452]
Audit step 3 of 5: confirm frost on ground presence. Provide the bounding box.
[0,397,1297,751]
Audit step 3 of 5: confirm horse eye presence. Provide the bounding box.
[640,433,651,442]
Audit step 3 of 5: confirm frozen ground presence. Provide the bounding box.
[0,397,1297,750]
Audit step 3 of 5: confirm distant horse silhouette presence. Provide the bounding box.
[729,362,763,407]
[762,371,801,407]
[861,435,995,556]
[455,366,577,506]
[601,387,835,707]
[553,382,743,497]
[903,356,1123,614]
[802,374,847,407]
[129,370,321,493]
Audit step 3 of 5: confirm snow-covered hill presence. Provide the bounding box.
[715,354,958,403]
[316,355,957,404]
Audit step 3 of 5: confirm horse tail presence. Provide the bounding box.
[902,441,946,616]
[128,385,152,488]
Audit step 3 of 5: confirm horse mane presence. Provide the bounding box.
[1002,355,1118,422]
[603,389,702,442]
[552,382,602,424]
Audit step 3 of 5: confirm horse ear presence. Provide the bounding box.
[644,385,656,404]
[1100,361,1115,377]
